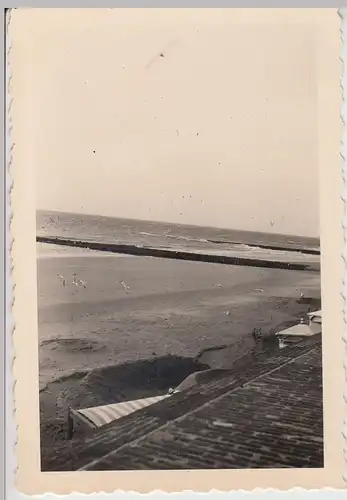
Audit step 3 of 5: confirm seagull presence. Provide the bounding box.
[78,279,87,289]
[120,281,131,293]
[57,274,66,286]
[72,274,87,288]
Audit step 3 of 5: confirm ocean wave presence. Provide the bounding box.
[138,231,159,238]
[37,210,320,255]
[165,234,210,244]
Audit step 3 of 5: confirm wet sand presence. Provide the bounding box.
[37,244,321,461]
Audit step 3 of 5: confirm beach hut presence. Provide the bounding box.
[275,310,322,349]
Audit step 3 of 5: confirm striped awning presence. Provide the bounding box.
[71,394,171,429]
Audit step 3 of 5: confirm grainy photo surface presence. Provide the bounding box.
[38,215,322,472]
[9,8,344,494]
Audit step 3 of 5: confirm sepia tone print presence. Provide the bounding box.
[9,8,344,494]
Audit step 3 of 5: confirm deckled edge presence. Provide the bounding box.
[339,7,347,488]
[18,487,347,499]
[5,6,18,497]
[6,9,346,499]
[44,10,346,498]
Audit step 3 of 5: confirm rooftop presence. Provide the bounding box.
[43,335,323,471]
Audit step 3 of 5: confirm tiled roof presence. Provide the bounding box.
[43,336,322,471]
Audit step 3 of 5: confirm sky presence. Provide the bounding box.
[14,9,320,237]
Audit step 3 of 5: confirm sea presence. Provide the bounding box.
[36,209,320,256]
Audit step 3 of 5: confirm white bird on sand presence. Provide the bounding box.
[120,281,131,293]
[78,279,87,288]
[72,274,87,288]
[57,274,66,286]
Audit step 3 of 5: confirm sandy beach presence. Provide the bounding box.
[37,242,321,463]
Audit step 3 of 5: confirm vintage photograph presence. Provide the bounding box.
[9,7,344,493]
[35,9,323,472]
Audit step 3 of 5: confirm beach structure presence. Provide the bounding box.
[308,309,322,333]
[45,336,323,471]
[66,312,322,438]
[276,309,322,348]
[67,394,173,439]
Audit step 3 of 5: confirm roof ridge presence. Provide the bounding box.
[42,336,320,471]
[80,342,320,471]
